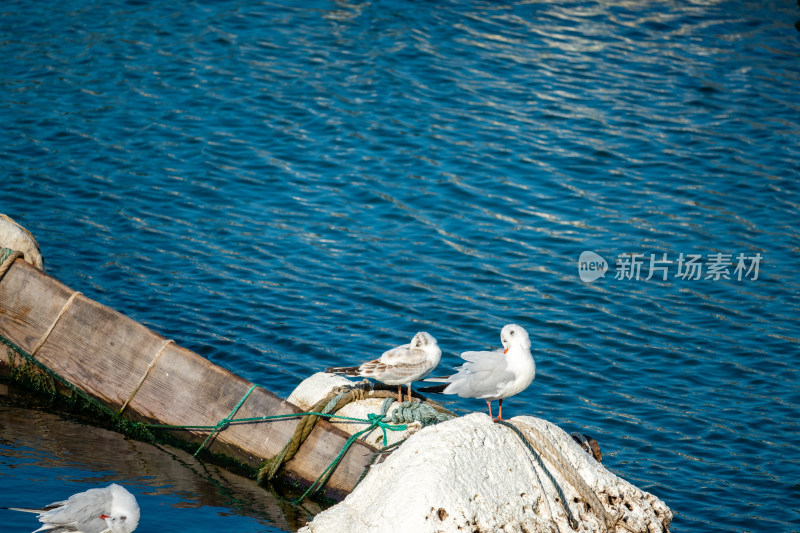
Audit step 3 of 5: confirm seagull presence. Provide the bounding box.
[326,331,441,402]
[419,324,535,421]
[6,483,140,533]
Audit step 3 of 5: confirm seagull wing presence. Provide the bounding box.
[33,487,112,533]
[444,349,514,400]
[354,343,431,383]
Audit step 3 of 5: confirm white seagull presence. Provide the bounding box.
[7,483,140,533]
[326,331,441,402]
[420,324,535,421]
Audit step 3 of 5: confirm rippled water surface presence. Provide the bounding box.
[2,0,799,531]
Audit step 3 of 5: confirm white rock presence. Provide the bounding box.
[0,214,44,270]
[287,371,353,411]
[299,413,672,533]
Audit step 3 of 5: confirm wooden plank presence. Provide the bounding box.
[0,258,376,499]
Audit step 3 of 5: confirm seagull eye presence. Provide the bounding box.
[509,330,515,336]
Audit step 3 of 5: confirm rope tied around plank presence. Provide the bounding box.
[0,247,83,359]
[0,248,23,282]
[30,291,82,357]
[255,385,456,487]
[271,395,407,504]
[0,317,453,504]
[119,338,174,415]
[122,383,449,502]
[194,383,258,455]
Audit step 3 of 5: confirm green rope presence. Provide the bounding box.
[190,384,257,456]
[384,398,455,427]
[354,436,407,488]
[3,329,418,499]
[349,399,457,490]
[147,406,409,445]
[0,247,17,263]
[255,390,351,484]
[254,405,407,484]
[288,395,407,504]
[322,391,348,414]
[0,330,448,504]
[0,248,23,282]
[257,389,400,488]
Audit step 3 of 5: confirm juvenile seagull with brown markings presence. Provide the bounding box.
[326,331,441,402]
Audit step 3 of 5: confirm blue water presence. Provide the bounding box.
[1,0,799,531]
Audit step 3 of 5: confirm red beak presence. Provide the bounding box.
[503,348,508,354]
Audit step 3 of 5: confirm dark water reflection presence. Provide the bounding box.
[0,400,320,532]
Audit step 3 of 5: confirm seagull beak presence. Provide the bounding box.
[504,347,509,354]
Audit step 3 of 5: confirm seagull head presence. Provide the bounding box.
[103,484,140,533]
[411,331,441,361]
[501,324,530,354]
[411,331,435,350]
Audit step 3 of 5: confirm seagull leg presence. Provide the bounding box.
[397,385,402,403]
[407,385,413,402]
[494,399,504,422]
[486,400,493,419]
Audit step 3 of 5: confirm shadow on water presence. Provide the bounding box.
[0,384,325,533]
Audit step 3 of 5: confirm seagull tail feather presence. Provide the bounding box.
[324,365,362,376]
[417,383,448,394]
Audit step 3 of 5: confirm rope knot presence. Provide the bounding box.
[385,400,456,427]
[214,417,232,432]
[192,384,257,456]
[368,410,407,446]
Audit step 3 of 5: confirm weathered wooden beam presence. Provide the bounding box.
[0,258,376,500]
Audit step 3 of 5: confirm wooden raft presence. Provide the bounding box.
[0,258,377,500]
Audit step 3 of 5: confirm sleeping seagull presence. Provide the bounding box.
[419,324,534,421]
[6,483,140,533]
[326,331,441,402]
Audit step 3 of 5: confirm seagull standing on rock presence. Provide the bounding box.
[420,324,535,421]
[326,331,442,402]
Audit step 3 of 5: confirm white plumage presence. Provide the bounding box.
[8,483,140,533]
[422,324,535,420]
[326,331,442,402]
